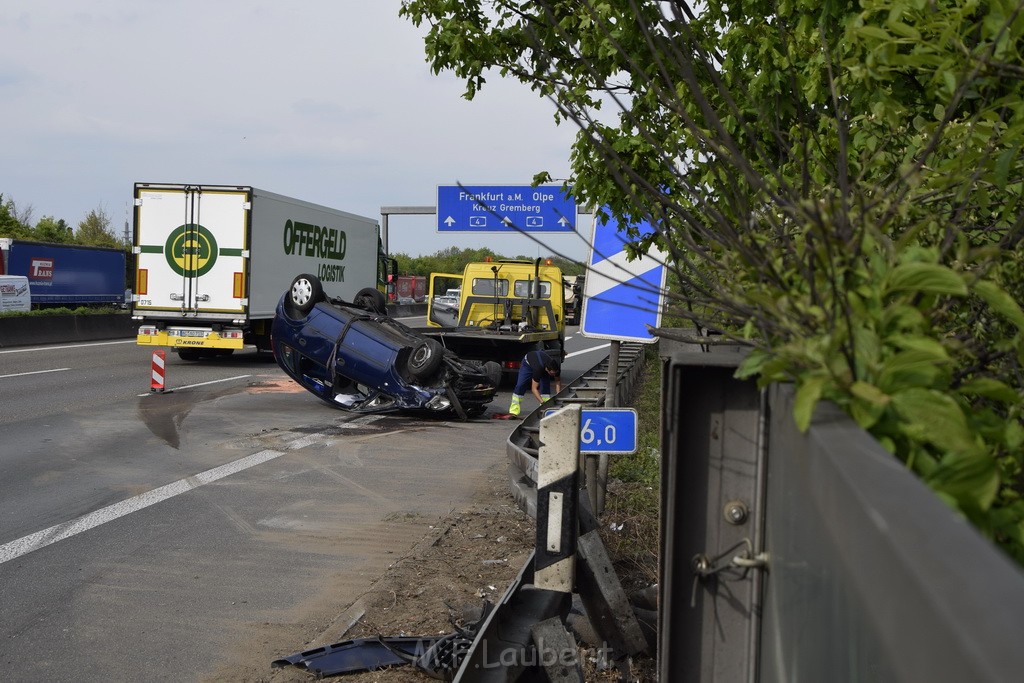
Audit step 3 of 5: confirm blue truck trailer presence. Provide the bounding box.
[0,238,126,307]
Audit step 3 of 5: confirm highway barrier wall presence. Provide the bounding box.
[0,313,138,348]
[659,345,1024,682]
[0,304,428,349]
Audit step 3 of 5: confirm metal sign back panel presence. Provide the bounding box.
[581,214,667,343]
[436,184,576,232]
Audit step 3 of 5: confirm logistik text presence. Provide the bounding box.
[283,220,347,260]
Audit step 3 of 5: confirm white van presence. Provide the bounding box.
[0,275,31,312]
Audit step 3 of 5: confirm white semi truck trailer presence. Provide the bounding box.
[131,183,393,359]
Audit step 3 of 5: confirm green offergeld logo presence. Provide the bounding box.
[165,224,219,277]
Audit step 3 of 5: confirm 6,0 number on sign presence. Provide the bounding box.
[546,408,638,454]
[581,418,619,448]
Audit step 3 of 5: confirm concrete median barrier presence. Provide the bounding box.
[0,313,139,348]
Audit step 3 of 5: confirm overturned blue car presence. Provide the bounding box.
[271,274,502,418]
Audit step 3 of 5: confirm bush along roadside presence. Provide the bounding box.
[0,305,126,318]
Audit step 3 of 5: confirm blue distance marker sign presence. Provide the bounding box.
[437,185,576,233]
[544,407,638,454]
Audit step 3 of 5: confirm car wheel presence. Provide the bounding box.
[407,338,444,381]
[482,361,502,387]
[288,274,324,315]
[177,349,202,361]
[353,287,387,315]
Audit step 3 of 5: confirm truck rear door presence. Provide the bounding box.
[134,186,249,318]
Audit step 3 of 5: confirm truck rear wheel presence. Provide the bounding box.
[407,338,444,381]
[353,287,387,315]
[288,274,324,315]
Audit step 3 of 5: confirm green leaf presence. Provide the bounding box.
[850,380,890,406]
[889,335,949,357]
[956,377,1021,404]
[884,263,968,297]
[878,349,947,391]
[887,21,921,40]
[926,452,1000,512]
[1005,421,1024,451]
[735,349,768,379]
[891,388,979,456]
[794,375,826,432]
[995,148,1015,189]
[857,25,892,41]
[973,280,1024,332]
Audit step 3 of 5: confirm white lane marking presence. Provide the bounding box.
[566,344,610,359]
[0,449,285,565]
[0,340,137,354]
[0,367,71,379]
[0,418,387,565]
[136,374,251,397]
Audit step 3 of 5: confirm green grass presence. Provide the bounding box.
[599,346,662,588]
[609,345,661,486]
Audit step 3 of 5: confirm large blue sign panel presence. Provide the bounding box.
[580,213,667,343]
[544,407,639,454]
[436,185,576,232]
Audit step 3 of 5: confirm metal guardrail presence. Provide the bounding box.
[505,342,646,518]
[445,343,649,682]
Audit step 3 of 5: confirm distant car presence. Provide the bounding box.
[272,274,501,418]
[433,295,460,310]
[429,294,461,328]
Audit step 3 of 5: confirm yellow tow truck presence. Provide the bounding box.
[419,258,566,376]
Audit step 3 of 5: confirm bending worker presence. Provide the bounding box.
[509,349,562,416]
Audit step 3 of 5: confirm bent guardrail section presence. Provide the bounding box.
[506,342,646,518]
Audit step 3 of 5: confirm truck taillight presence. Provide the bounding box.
[503,360,521,370]
[139,325,157,336]
[221,329,244,339]
[137,269,148,295]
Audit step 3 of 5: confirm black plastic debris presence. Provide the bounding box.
[272,636,441,676]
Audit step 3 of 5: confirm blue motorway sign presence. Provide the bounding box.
[437,185,576,232]
[544,407,638,454]
[580,212,667,343]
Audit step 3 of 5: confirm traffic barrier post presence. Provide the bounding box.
[150,349,166,393]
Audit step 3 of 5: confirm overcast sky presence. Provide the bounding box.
[0,1,596,262]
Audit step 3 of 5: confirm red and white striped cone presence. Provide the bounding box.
[150,349,166,393]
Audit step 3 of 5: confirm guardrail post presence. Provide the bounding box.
[535,404,581,593]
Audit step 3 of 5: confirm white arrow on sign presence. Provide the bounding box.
[444,216,456,226]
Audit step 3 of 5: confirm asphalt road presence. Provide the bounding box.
[0,323,609,681]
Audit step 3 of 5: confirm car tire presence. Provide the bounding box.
[465,404,487,418]
[353,287,387,315]
[177,349,202,361]
[407,338,444,381]
[482,361,502,387]
[288,274,325,315]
